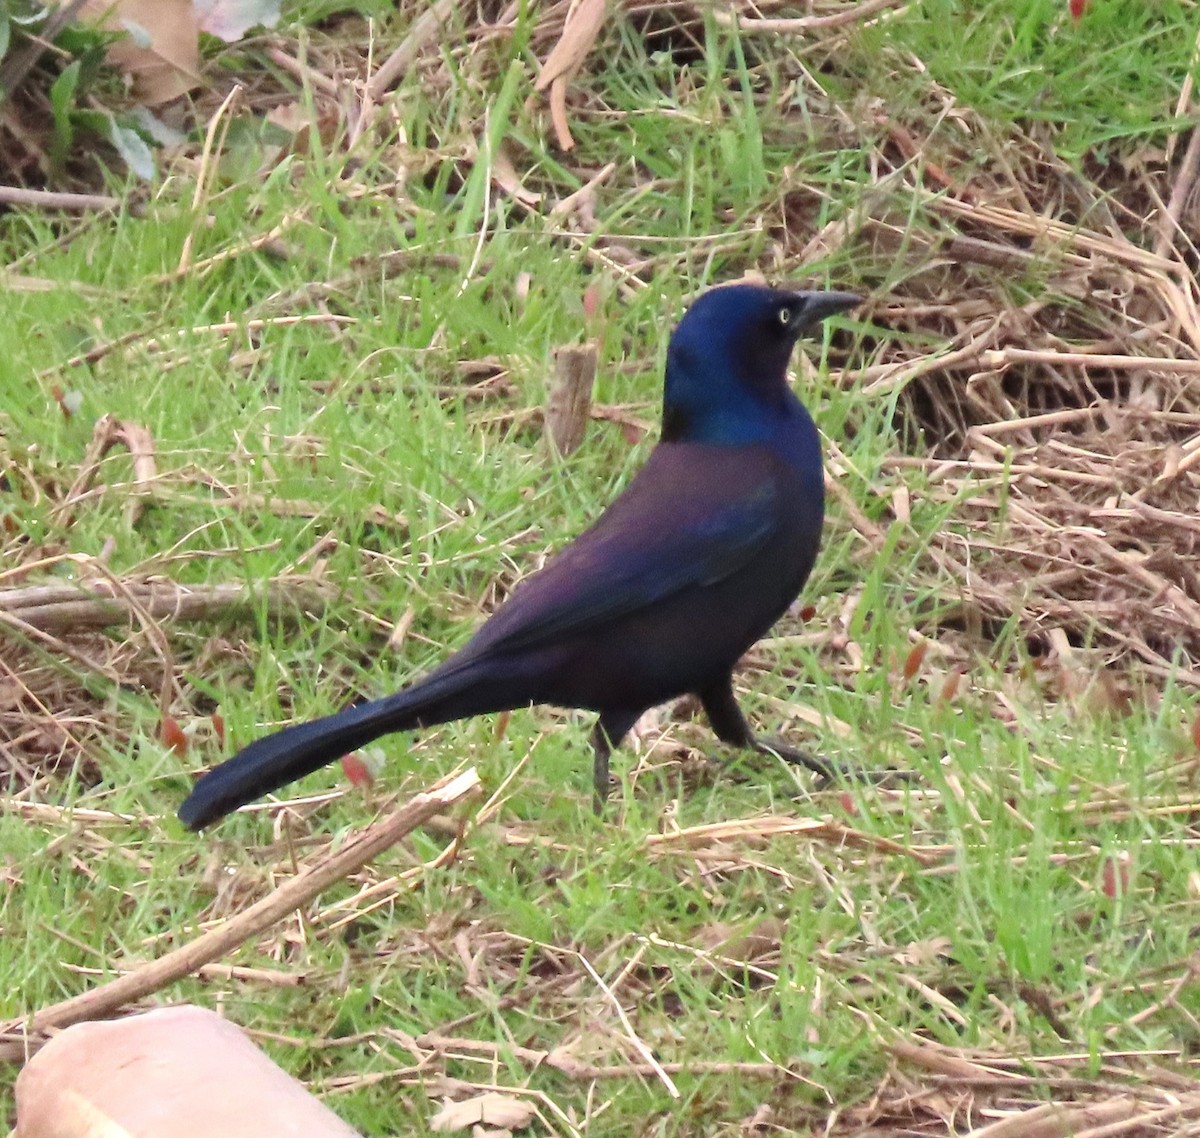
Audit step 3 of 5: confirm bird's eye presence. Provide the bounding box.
[777,306,793,328]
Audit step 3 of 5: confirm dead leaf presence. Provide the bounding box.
[895,937,952,967]
[534,0,607,92]
[494,710,512,740]
[265,101,311,136]
[430,1093,536,1133]
[740,1104,775,1133]
[938,668,965,703]
[340,752,376,789]
[492,143,542,206]
[1100,851,1134,900]
[49,384,81,419]
[902,640,928,680]
[534,0,606,150]
[581,281,603,319]
[195,0,281,42]
[696,917,785,965]
[76,0,201,105]
[160,715,188,756]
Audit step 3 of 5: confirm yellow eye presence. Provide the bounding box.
[777,306,793,327]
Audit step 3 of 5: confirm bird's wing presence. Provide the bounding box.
[465,443,786,657]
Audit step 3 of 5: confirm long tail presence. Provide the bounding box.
[178,665,492,830]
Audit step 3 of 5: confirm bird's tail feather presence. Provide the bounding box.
[178,665,485,831]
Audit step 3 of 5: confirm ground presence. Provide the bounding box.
[2,1,1200,1134]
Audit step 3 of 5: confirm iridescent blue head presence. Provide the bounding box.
[662,284,859,445]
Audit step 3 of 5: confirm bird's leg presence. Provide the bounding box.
[699,678,835,782]
[590,709,644,814]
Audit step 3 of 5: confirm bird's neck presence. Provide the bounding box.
[662,386,818,456]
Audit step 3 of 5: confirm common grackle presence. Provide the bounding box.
[179,283,859,830]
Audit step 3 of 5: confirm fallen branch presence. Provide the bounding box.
[0,577,337,633]
[0,768,482,1063]
[0,186,121,212]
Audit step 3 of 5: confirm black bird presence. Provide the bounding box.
[179,284,859,830]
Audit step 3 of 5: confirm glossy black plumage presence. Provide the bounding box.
[178,284,859,830]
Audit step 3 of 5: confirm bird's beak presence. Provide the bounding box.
[793,290,861,334]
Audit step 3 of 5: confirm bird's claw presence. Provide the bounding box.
[753,736,915,789]
[752,735,837,782]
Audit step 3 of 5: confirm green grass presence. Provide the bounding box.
[3,1,1199,1133]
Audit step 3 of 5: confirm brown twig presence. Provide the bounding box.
[0,185,121,211]
[0,577,337,633]
[0,769,482,1063]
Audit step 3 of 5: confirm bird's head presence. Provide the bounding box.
[662,284,859,444]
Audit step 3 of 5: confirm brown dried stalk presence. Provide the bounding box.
[0,769,482,1063]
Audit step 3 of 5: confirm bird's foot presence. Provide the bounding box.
[751,735,836,782]
[753,736,915,788]
[592,756,612,816]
